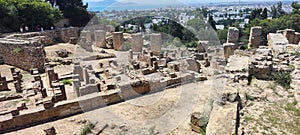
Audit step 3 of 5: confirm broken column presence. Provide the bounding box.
[227,27,239,48]
[80,31,93,52]
[248,26,262,48]
[94,30,107,48]
[0,73,8,91]
[14,81,22,93]
[131,33,143,52]
[283,29,295,44]
[73,79,81,97]
[46,68,58,88]
[150,33,162,56]
[81,31,92,42]
[294,32,300,44]
[198,41,208,53]
[113,32,124,51]
[223,43,236,61]
[73,62,84,82]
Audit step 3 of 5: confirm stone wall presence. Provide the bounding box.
[6,27,80,45]
[267,33,288,48]
[281,29,300,44]
[0,71,200,133]
[0,27,81,72]
[0,40,45,72]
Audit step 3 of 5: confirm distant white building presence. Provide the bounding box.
[216,25,225,30]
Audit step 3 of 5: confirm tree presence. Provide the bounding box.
[292,1,300,14]
[249,8,262,20]
[217,29,228,44]
[187,18,205,31]
[270,2,286,18]
[261,8,268,19]
[0,0,62,33]
[208,16,216,30]
[56,0,92,27]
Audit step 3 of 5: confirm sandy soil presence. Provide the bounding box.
[3,77,224,135]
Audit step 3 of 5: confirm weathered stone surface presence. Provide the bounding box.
[206,103,237,135]
[198,41,208,53]
[227,27,239,46]
[248,26,262,48]
[0,41,45,72]
[131,33,143,52]
[44,127,56,135]
[150,33,162,56]
[94,30,106,48]
[267,33,288,48]
[283,29,295,44]
[223,43,236,61]
[55,49,70,58]
[113,32,124,51]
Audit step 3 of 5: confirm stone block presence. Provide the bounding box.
[131,33,143,52]
[150,33,162,56]
[113,32,124,51]
[94,30,106,48]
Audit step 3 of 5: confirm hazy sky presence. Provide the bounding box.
[83,0,284,3]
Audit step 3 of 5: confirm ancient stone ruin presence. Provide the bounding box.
[227,27,239,48]
[248,26,262,49]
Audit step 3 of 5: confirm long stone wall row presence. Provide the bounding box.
[0,72,202,133]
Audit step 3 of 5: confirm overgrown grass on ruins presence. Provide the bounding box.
[271,71,291,89]
[13,48,22,54]
[80,122,95,135]
[61,79,73,85]
[285,99,300,117]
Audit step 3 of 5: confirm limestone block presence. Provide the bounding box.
[113,32,124,51]
[131,33,143,52]
[150,33,162,56]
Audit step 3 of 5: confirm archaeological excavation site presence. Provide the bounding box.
[1,16,300,135]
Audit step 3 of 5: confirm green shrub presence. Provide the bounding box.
[124,42,132,51]
[285,99,300,116]
[61,79,72,85]
[271,71,292,89]
[13,48,23,53]
[80,122,95,135]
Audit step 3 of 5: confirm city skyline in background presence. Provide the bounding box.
[83,0,300,11]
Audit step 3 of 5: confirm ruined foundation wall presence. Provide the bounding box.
[0,73,196,133]
[0,41,45,72]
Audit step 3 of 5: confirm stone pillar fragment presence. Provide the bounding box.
[14,81,22,93]
[150,33,162,56]
[283,29,295,44]
[198,41,208,53]
[227,27,239,47]
[131,33,143,52]
[113,32,124,51]
[0,73,8,91]
[294,32,300,44]
[223,43,236,61]
[94,30,106,48]
[73,79,81,97]
[248,26,262,48]
[81,31,92,42]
